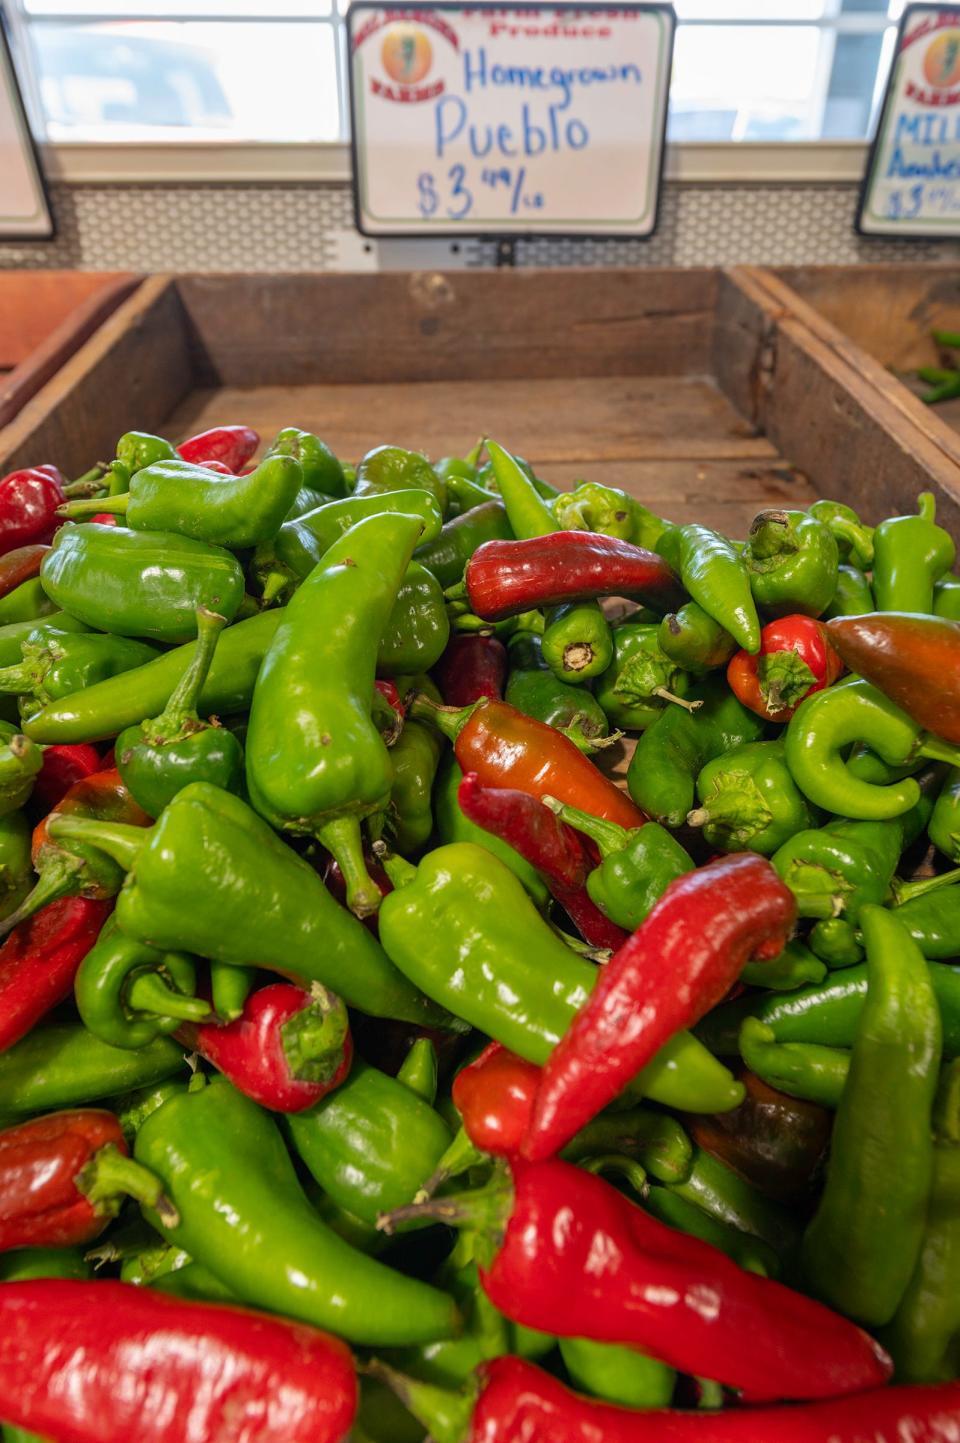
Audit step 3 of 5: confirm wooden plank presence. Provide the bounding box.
[0,276,141,430]
[0,278,193,480]
[174,270,721,387]
[712,267,779,432]
[165,374,776,467]
[0,272,136,370]
[729,266,960,536]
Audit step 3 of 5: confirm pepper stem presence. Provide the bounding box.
[893,865,960,906]
[396,1037,438,1104]
[362,1360,473,1443]
[748,509,797,561]
[0,663,36,696]
[0,852,86,938]
[407,693,475,743]
[64,464,108,496]
[377,1168,513,1250]
[77,1143,180,1229]
[414,1125,487,1204]
[372,843,417,891]
[56,493,130,520]
[465,438,485,468]
[46,814,149,871]
[828,515,874,568]
[151,608,226,737]
[541,794,629,856]
[259,569,289,608]
[653,687,703,712]
[315,814,382,918]
[126,971,212,1024]
[561,642,594,674]
[917,734,960,767]
[918,491,937,523]
[280,983,349,1083]
[210,960,256,1023]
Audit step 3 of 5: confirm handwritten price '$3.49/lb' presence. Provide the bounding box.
[418,165,544,221]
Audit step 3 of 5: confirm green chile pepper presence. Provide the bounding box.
[60,455,303,549]
[504,634,612,754]
[0,579,57,627]
[930,766,960,861]
[74,916,210,1051]
[644,1187,778,1277]
[379,843,744,1114]
[595,617,694,731]
[895,884,960,959]
[388,719,442,855]
[378,563,450,676]
[0,1022,185,1116]
[873,492,956,613]
[541,602,613,685]
[115,608,244,818]
[808,500,874,569]
[552,481,665,551]
[113,1079,190,1143]
[738,1018,849,1109]
[0,724,41,816]
[416,502,512,590]
[559,1337,675,1409]
[484,440,554,540]
[809,917,865,968]
[40,524,246,644]
[246,512,423,916]
[934,573,960,621]
[48,782,447,1028]
[627,673,765,826]
[115,430,177,475]
[745,509,839,618]
[823,564,875,620]
[135,1074,460,1346]
[0,612,87,670]
[354,445,447,513]
[543,798,693,931]
[689,739,817,855]
[152,1262,238,1304]
[285,1059,452,1225]
[740,939,826,991]
[266,427,347,497]
[0,627,158,717]
[666,1144,800,1263]
[657,524,760,654]
[397,1037,439,1105]
[0,811,33,922]
[434,756,548,908]
[801,906,942,1325]
[658,602,736,675]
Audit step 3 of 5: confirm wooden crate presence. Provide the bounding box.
[0,272,140,432]
[2,267,960,537]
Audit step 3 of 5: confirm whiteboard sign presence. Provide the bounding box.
[0,20,53,240]
[859,4,960,236]
[348,3,675,237]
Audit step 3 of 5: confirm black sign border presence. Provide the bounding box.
[0,12,55,242]
[347,0,676,241]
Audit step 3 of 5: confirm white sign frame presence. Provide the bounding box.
[858,3,960,237]
[0,18,53,241]
[348,2,675,239]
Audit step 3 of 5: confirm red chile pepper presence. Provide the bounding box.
[0,896,112,1053]
[176,982,353,1114]
[382,1157,890,1402]
[197,459,234,475]
[456,532,686,622]
[727,615,844,724]
[379,1353,960,1443]
[33,743,101,812]
[435,634,508,706]
[0,466,66,553]
[452,1041,541,1156]
[457,771,628,951]
[411,695,645,831]
[176,424,260,473]
[0,1279,357,1443]
[523,853,797,1161]
[91,513,119,526]
[0,544,49,599]
[0,1111,175,1251]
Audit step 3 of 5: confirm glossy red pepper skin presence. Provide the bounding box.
[478,1159,890,1402]
[436,635,508,706]
[33,743,101,812]
[197,459,234,475]
[462,533,685,622]
[457,771,628,951]
[176,425,260,473]
[0,545,49,600]
[0,467,66,554]
[470,1356,959,1443]
[826,612,960,745]
[452,1041,541,1155]
[0,1279,357,1443]
[177,982,353,1114]
[523,853,797,1160]
[727,616,844,723]
[90,513,119,526]
[0,1110,127,1250]
[0,896,112,1053]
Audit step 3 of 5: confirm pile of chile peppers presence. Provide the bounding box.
[0,428,959,1443]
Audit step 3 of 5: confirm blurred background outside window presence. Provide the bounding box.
[1,0,907,146]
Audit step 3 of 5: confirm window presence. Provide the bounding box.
[5,0,906,146]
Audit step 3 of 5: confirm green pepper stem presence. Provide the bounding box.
[259,570,289,608]
[893,865,960,906]
[314,813,382,919]
[372,844,417,891]
[56,493,129,520]
[579,1153,648,1197]
[280,983,349,1083]
[407,693,475,742]
[485,438,555,540]
[151,608,227,736]
[0,663,36,696]
[918,491,937,523]
[933,329,960,349]
[414,1125,486,1204]
[465,438,485,468]
[63,464,108,496]
[0,852,86,938]
[917,735,960,767]
[0,734,42,795]
[827,515,875,567]
[126,971,211,1024]
[209,960,255,1023]
[77,1143,180,1229]
[362,1360,473,1443]
[377,1168,513,1249]
[748,509,797,561]
[46,814,148,871]
[541,794,629,856]
[654,687,703,712]
[396,1037,438,1104]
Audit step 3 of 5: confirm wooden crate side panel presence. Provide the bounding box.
[712,267,780,432]
[0,272,136,370]
[0,278,193,479]
[174,269,720,387]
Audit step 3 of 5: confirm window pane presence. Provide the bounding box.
[674,2,826,18]
[29,20,340,139]
[26,2,327,14]
[668,24,823,140]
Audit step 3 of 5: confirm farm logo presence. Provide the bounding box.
[905,19,960,106]
[354,10,460,103]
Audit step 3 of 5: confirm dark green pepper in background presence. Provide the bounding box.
[266,427,347,497]
[0,1021,186,1116]
[628,674,765,826]
[0,579,57,627]
[388,717,442,854]
[745,509,839,618]
[541,602,613,685]
[0,811,33,922]
[415,501,512,590]
[595,616,693,731]
[377,563,450,676]
[935,573,960,621]
[0,627,158,719]
[0,723,41,815]
[823,564,875,620]
[505,634,612,754]
[738,1017,848,1109]
[740,939,826,991]
[354,445,447,514]
[807,500,874,569]
[872,492,956,613]
[40,524,246,644]
[658,602,737,675]
[644,1186,778,1276]
[657,523,760,654]
[689,739,817,855]
[931,767,960,861]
